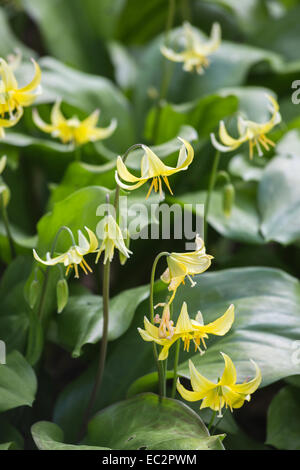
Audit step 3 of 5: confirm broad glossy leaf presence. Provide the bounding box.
[229,154,266,182]
[266,386,300,450]
[56,284,149,357]
[174,182,263,244]
[86,393,224,450]
[176,267,300,386]
[258,154,300,244]
[0,351,37,412]
[31,421,108,450]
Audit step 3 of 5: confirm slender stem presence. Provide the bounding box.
[1,196,16,260]
[211,410,226,435]
[78,260,111,441]
[208,410,217,432]
[180,0,191,22]
[149,252,169,398]
[151,0,176,143]
[203,150,220,242]
[36,226,76,322]
[171,339,180,398]
[114,144,143,213]
[74,146,81,162]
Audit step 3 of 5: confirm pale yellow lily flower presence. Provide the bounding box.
[211,95,281,159]
[161,22,221,74]
[138,302,234,360]
[33,100,117,146]
[33,227,98,279]
[115,137,194,199]
[177,353,261,417]
[161,235,213,303]
[95,214,132,264]
[0,57,41,116]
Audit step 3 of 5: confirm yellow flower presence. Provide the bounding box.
[0,57,41,116]
[33,227,98,279]
[138,302,234,360]
[33,100,117,146]
[177,353,261,417]
[210,95,281,159]
[161,22,221,74]
[95,214,132,264]
[115,137,194,199]
[161,235,213,303]
[0,106,23,138]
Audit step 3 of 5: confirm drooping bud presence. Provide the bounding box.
[0,180,10,208]
[29,279,41,309]
[223,183,235,218]
[56,278,69,314]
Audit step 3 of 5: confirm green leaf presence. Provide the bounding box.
[266,386,300,450]
[229,153,267,182]
[176,267,300,387]
[56,284,149,357]
[31,421,109,450]
[86,393,224,450]
[174,182,264,244]
[258,154,300,244]
[0,351,37,412]
[0,417,24,450]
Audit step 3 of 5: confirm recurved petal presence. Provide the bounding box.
[189,359,216,393]
[210,132,236,152]
[175,137,194,170]
[219,121,244,146]
[160,45,185,63]
[50,100,66,126]
[0,58,18,90]
[18,59,41,93]
[88,118,117,141]
[32,108,55,133]
[194,304,234,336]
[176,379,203,402]
[33,249,66,266]
[115,169,146,191]
[231,360,262,395]
[85,226,99,252]
[220,352,237,386]
[116,156,142,183]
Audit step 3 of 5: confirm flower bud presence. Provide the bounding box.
[56,278,69,314]
[0,180,10,208]
[29,279,41,309]
[223,183,235,218]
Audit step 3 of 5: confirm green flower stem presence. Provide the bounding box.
[74,145,81,162]
[114,144,143,213]
[36,226,76,322]
[1,195,16,260]
[149,251,169,398]
[151,0,176,143]
[171,339,180,398]
[208,410,217,432]
[203,150,220,241]
[78,260,111,441]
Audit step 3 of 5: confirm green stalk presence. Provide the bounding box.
[1,196,16,260]
[208,410,217,432]
[74,145,81,162]
[78,260,111,441]
[171,339,180,398]
[203,150,220,241]
[151,0,176,143]
[149,252,169,398]
[36,226,76,323]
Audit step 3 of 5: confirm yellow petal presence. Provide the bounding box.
[174,302,194,335]
[32,108,54,133]
[189,359,216,394]
[160,45,185,63]
[18,59,41,93]
[220,352,237,386]
[33,249,66,266]
[50,100,66,126]
[231,360,262,395]
[0,58,18,89]
[176,379,203,402]
[193,304,234,336]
